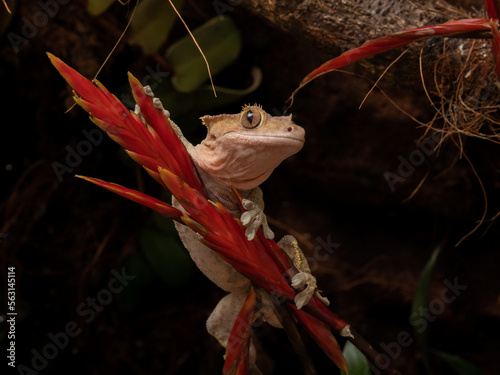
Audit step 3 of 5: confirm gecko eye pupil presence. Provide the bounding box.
[241,108,262,129]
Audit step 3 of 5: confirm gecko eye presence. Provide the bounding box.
[241,109,263,129]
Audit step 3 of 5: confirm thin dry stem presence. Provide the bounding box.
[402,170,430,203]
[168,0,217,97]
[2,0,11,13]
[359,48,410,110]
[94,0,139,79]
[454,145,488,246]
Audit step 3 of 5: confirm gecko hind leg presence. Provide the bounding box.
[277,235,330,309]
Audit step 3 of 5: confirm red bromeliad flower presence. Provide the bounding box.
[48,3,498,373]
[49,53,396,374]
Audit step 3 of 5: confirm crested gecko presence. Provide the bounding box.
[137,90,329,371]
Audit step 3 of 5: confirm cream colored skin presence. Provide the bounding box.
[138,91,328,373]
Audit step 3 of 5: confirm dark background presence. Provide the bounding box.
[1,1,499,374]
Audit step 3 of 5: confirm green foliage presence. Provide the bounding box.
[117,252,155,311]
[86,0,115,16]
[130,0,185,55]
[85,2,255,113]
[165,15,242,93]
[151,66,262,118]
[117,215,194,311]
[432,350,485,375]
[87,0,184,54]
[411,246,484,375]
[411,244,441,373]
[139,221,193,287]
[340,341,370,375]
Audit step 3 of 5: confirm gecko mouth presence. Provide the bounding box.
[226,132,305,144]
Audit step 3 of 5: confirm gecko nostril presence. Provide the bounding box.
[287,126,293,132]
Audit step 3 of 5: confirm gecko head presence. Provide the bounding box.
[193,105,305,190]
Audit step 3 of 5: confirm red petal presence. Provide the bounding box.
[292,306,348,374]
[304,296,350,333]
[158,168,228,234]
[292,18,491,97]
[49,54,204,195]
[128,73,205,194]
[48,53,110,109]
[486,0,499,19]
[159,168,296,296]
[76,176,182,218]
[223,288,257,375]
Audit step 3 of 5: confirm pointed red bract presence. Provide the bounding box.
[128,73,205,195]
[48,53,110,108]
[291,18,492,100]
[486,0,499,19]
[223,288,257,375]
[49,53,204,196]
[292,306,348,373]
[76,176,182,219]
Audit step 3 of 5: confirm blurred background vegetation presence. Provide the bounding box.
[1,1,499,374]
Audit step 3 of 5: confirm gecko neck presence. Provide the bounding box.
[193,164,253,217]
[191,143,276,191]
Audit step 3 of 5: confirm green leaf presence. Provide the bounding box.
[116,253,155,311]
[165,15,242,93]
[87,0,115,16]
[193,67,262,112]
[340,341,370,375]
[131,0,184,55]
[151,67,261,118]
[432,350,485,375]
[151,210,177,235]
[411,244,441,374]
[139,227,193,286]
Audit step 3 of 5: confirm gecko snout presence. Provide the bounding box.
[283,123,305,142]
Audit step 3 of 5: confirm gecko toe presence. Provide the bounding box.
[245,227,257,241]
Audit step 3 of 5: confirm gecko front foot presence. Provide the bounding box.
[291,272,330,309]
[136,86,171,119]
[291,272,317,309]
[241,198,275,241]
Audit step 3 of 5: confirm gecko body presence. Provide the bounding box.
[138,95,328,371]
